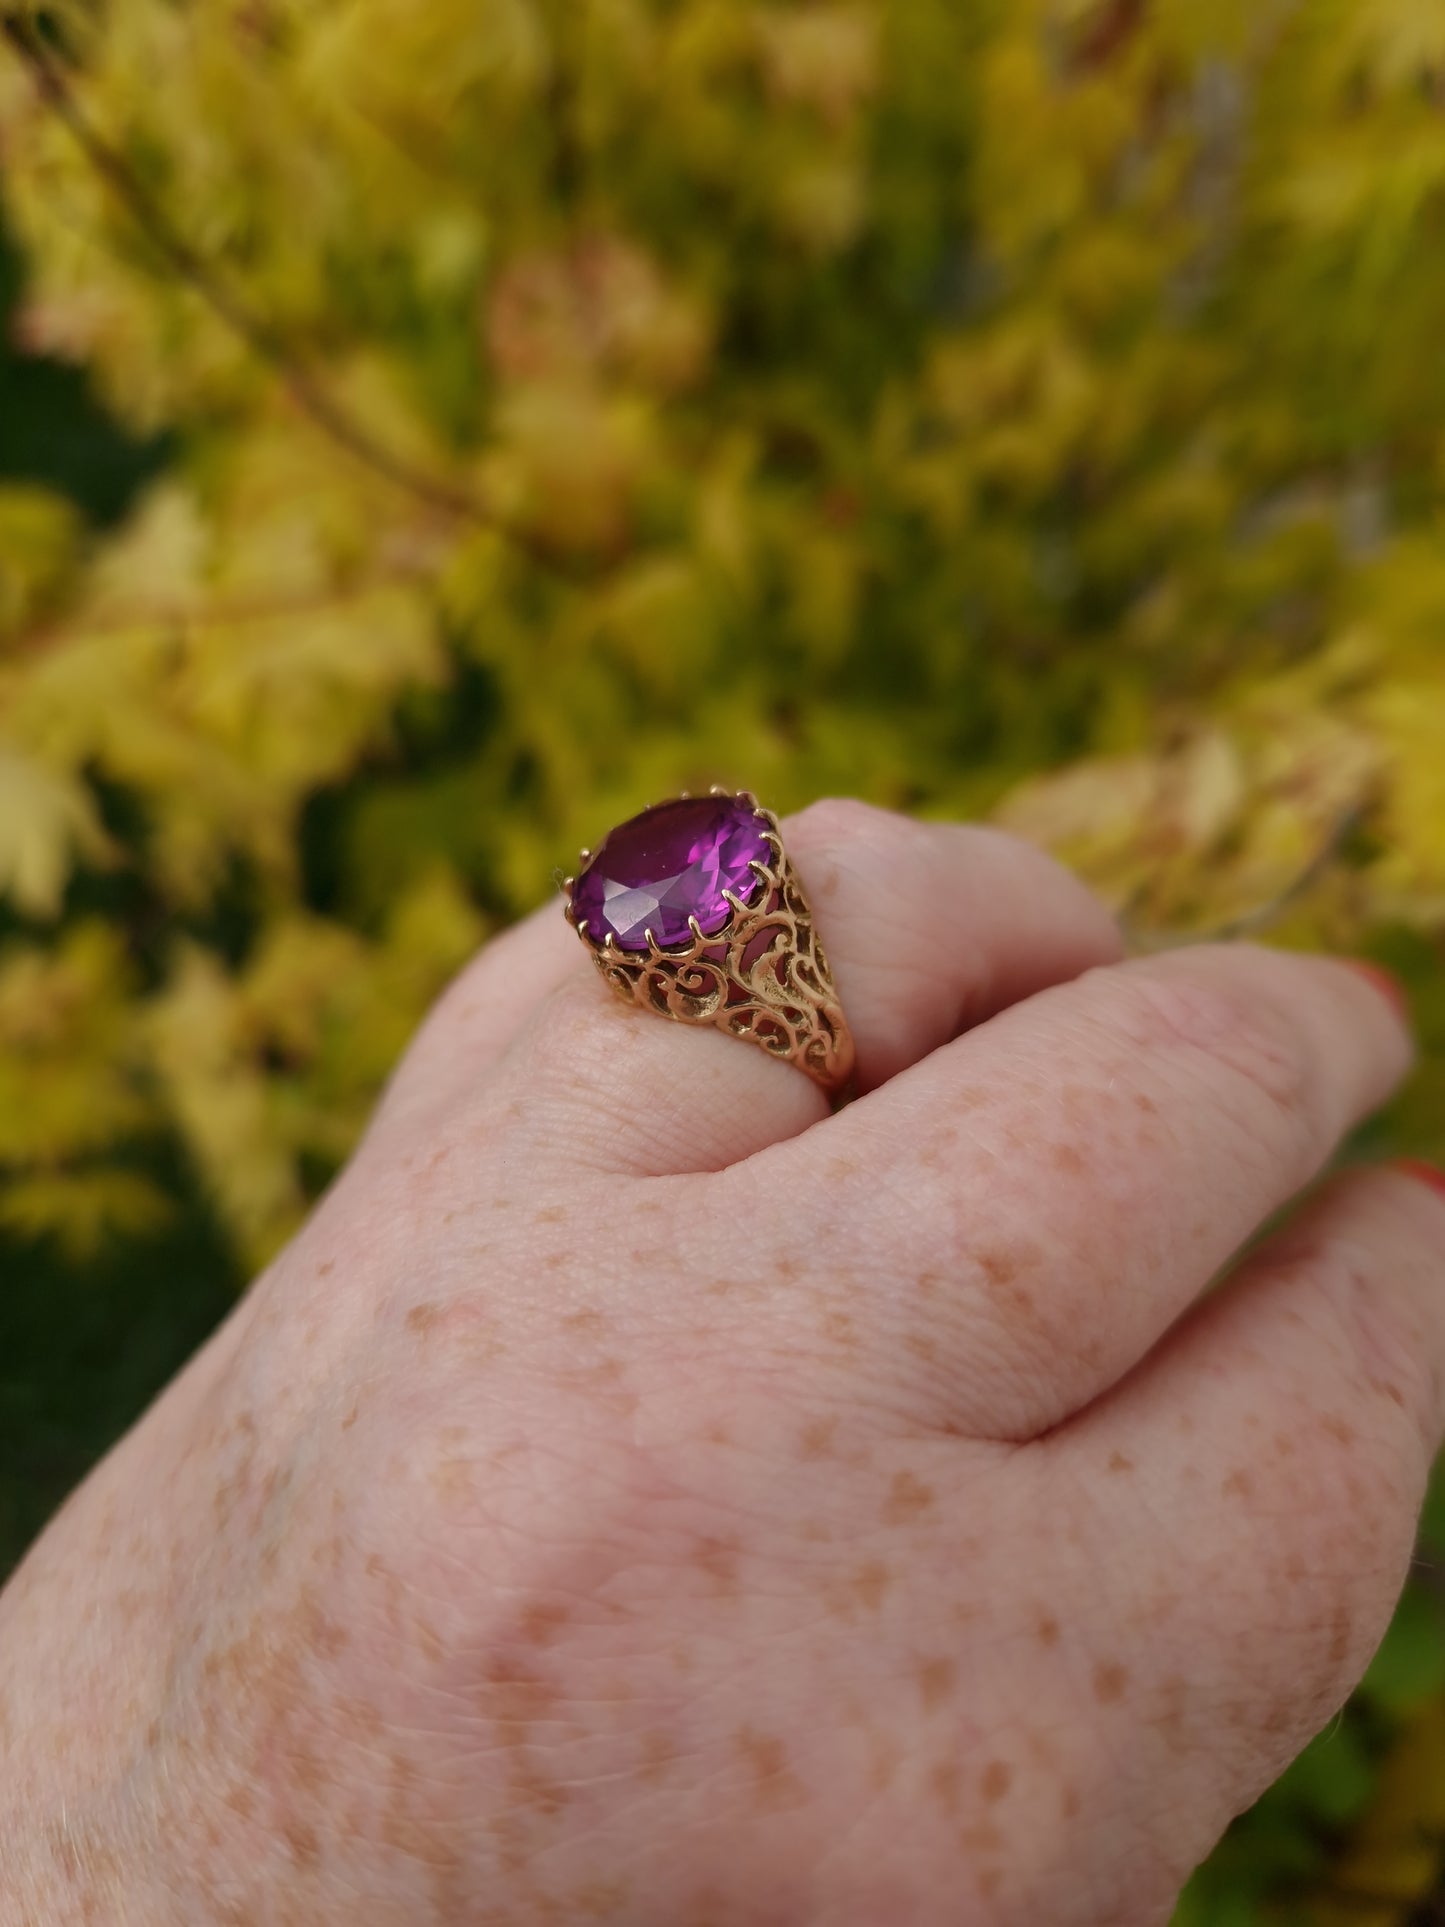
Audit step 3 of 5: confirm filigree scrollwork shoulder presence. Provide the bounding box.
[566,802,855,1097]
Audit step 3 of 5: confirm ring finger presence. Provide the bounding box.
[468,798,1124,1177]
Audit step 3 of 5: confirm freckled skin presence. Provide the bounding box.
[916,1658,956,1712]
[1092,1662,1130,1706]
[1,806,1441,1927]
[881,1471,935,1524]
[798,1418,837,1460]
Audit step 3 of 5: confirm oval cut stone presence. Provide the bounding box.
[571,796,771,951]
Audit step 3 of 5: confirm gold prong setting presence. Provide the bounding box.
[562,789,854,1096]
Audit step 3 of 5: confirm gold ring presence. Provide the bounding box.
[562,788,856,1097]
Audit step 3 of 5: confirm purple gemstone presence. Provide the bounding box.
[571,796,771,952]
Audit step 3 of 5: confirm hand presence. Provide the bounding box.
[3,800,1441,1927]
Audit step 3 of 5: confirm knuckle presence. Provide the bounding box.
[1305,1231,1440,1458]
[786,795,914,868]
[525,971,636,1073]
[1282,1496,1409,1708]
[1244,1276,1429,1592]
[788,793,889,840]
[1103,959,1318,1139]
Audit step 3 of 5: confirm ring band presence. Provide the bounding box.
[563,789,856,1097]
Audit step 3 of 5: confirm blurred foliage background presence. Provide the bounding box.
[1,0,1444,1916]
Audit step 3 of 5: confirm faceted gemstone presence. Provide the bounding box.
[571,796,771,951]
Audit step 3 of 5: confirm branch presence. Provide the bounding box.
[14,569,436,660]
[1123,797,1371,952]
[1,10,491,528]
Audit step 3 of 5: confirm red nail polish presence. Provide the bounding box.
[1341,958,1412,1022]
[1398,1159,1445,1203]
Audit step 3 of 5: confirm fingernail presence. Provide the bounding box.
[1341,958,1412,1024]
[1397,1159,1445,1203]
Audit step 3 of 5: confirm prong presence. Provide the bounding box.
[602,930,616,951]
[577,847,591,864]
[708,782,729,797]
[747,859,772,886]
[721,888,749,918]
[735,788,759,809]
[677,789,691,800]
[561,875,575,899]
[643,926,659,958]
[575,914,590,939]
[687,914,704,943]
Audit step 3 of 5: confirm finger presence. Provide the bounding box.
[1050,1164,1445,1836]
[370,896,578,1134]
[750,943,1414,1437]
[782,804,1124,1092]
[482,798,1123,1177]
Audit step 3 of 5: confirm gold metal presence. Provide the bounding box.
[563,791,856,1097]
